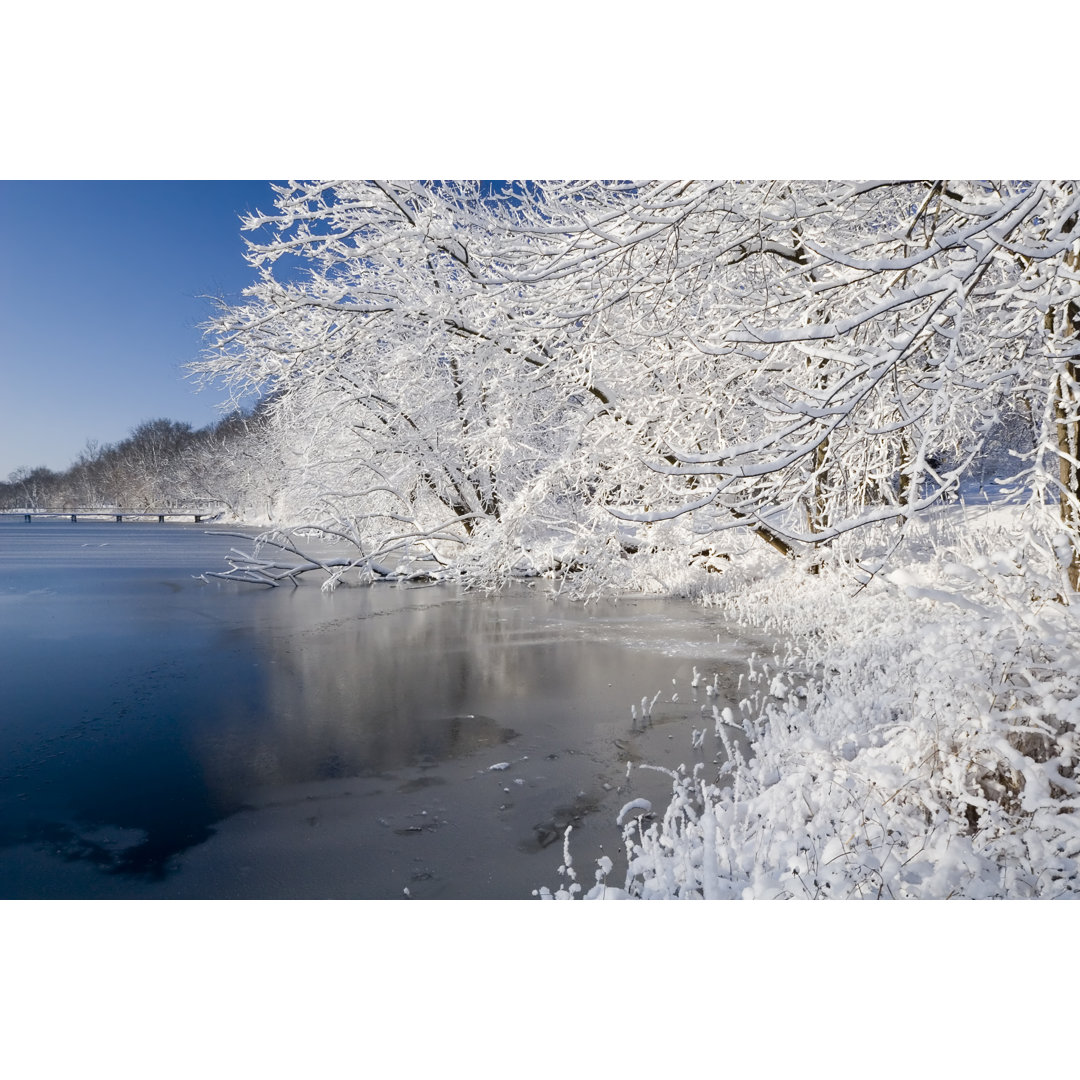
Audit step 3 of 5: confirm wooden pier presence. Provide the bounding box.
[2,507,223,524]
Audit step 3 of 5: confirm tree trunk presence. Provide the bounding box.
[809,435,830,535]
[1044,218,1080,589]
[1054,357,1080,591]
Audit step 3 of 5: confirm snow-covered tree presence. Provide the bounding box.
[192,181,645,579]
[494,181,1080,578]
[193,180,1080,590]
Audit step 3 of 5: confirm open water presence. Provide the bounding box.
[0,518,763,898]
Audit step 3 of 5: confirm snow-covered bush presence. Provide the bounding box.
[543,510,1080,898]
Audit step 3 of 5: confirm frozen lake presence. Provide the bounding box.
[0,519,764,898]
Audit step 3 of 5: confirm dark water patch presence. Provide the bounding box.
[19,818,217,881]
[397,775,448,794]
[411,715,519,765]
[522,791,604,852]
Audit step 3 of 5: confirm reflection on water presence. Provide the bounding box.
[0,521,766,898]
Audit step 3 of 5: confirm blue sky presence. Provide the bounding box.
[0,181,277,479]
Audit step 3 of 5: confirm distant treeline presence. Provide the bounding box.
[1,408,271,516]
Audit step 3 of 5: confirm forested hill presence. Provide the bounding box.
[0,411,265,515]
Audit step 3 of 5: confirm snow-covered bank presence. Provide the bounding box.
[543,504,1080,898]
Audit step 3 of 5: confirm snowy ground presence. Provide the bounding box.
[541,498,1080,898]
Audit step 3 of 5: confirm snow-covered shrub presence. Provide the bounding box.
[543,511,1080,898]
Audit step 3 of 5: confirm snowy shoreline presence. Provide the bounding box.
[542,502,1080,898]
